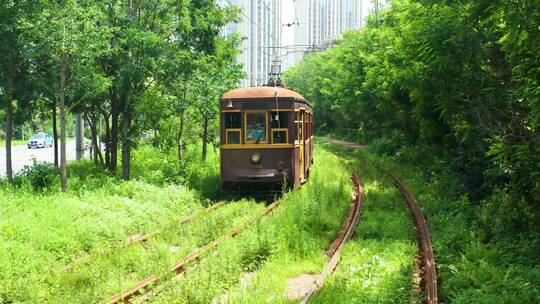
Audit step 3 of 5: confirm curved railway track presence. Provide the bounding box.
[319,138,438,304]
[300,172,365,303]
[382,169,438,304]
[107,200,282,304]
[102,139,437,304]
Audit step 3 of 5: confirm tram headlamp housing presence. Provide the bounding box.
[251,153,262,164]
[277,161,285,171]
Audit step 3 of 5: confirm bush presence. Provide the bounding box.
[130,145,181,185]
[367,130,410,156]
[12,160,58,191]
[183,143,221,201]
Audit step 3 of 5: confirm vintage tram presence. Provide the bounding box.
[220,86,313,190]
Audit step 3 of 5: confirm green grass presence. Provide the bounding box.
[311,142,418,303]
[0,159,265,302]
[0,179,206,302]
[8,199,264,303]
[0,144,227,303]
[319,139,540,303]
[4,138,533,303]
[0,139,27,146]
[148,144,353,303]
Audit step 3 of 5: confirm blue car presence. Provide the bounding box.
[28,132,54,149]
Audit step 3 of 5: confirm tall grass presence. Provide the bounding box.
[151,144,352,303]
[311,142,418,303]
[8,199,264,303]
[321,139,540,303]
[0,144,224,303]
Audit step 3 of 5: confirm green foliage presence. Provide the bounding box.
[153,144,353,303]
[284,8,540,302]
[129,145,181,185]
[12,160,58,191]
[1,0,243,186]
[182,142,222,201]
[322,141,539,303]
[284,0,540,204]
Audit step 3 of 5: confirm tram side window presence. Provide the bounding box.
[271,112,288,144]
[305,113,309,138]
[308,114,313,138]
[294,112,300,142]
[307,113,311,138]
[309,114,312,138]
[246,112,267,143]
[225,112,241,144]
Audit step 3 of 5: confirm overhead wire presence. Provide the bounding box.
[223,0,277,41]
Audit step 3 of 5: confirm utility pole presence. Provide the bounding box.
[75,113,84,160]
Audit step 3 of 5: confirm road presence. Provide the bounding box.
[0,141,77,177]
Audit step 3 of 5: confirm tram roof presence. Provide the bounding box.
[222,86,310,106]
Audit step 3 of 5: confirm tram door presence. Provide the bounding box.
[299,110,305,181]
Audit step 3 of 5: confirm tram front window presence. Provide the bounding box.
[246,112,267,143]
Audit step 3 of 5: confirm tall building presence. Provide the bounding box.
[222,0,282,87]
[222,0,367,86]
[293,0,364,63]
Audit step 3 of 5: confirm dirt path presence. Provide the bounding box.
[321,137,368,149]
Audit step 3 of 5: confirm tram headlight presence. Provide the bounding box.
[277,161,285,171]
[251,153,262,164]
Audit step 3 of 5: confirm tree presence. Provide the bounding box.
[22,0,110,191]
[0,1,34,180]
[192,56,242,161]
[284,0,540,203]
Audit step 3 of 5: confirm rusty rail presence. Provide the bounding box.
[384,170,438,304]
[300,173,365,303]
[107,200,282,304]
[63,202,225,272]
[124,202,226,246]
[322,137,438,303]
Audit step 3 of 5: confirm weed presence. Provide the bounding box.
[320,139,540,303]
[151,144,352,303]
[11,160,58,191]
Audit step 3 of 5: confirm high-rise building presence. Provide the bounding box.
[222,0,367,87]
[293,0,364,63]
[221,0,282,87]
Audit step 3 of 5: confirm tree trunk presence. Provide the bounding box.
[59,54,67,192]
[109,87,119,173]
[4,75,13,180]
[86,114,104,165]
[121,111,132,181]
[52,102,59,167]
[153,127,159,148]
[177,109,185,168]
[75,113,84,160]
[100,109,111,168]
[202,112,209,161]
[177,86,188,168]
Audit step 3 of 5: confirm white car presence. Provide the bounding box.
[28,132,54,149]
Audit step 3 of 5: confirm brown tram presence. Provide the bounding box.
[220,86,313,190]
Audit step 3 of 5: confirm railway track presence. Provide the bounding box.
[62,202,226,272]
[107,200,282,304]
[321,138,438,304]
[382,169,438,304]
[300,172,365,303]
